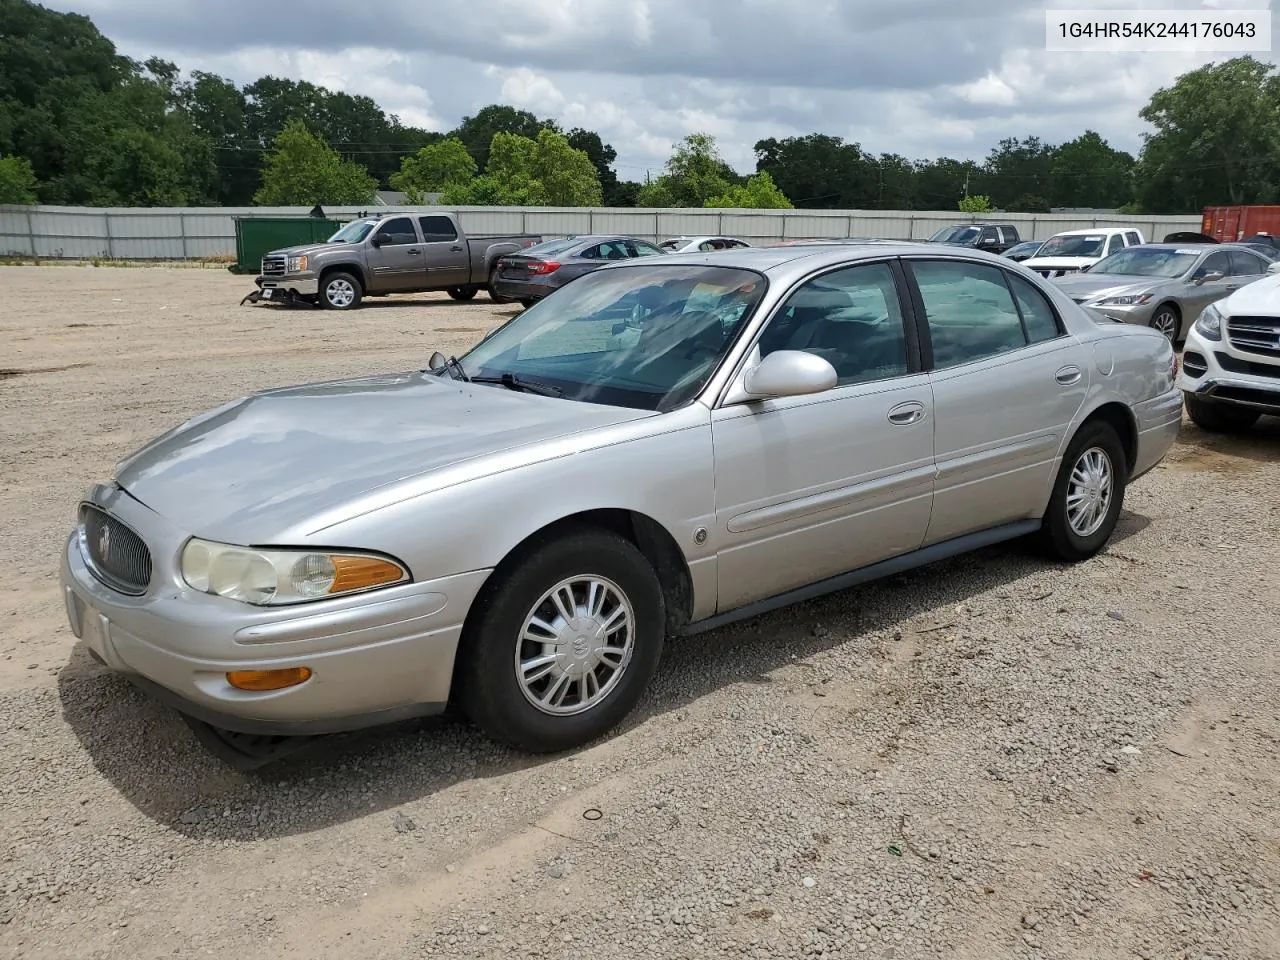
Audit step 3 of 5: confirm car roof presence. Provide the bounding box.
[1127,242,1256,252]
[1048,227,1131,236]
[626,242,1017,275]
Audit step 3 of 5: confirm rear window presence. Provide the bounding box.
[521,238,580,257]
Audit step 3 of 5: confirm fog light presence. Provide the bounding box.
[226,667,313,691]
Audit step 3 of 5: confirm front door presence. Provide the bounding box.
[418,215,470,288]
[710,260,935,613]
[366,216,426,290]
[901,257,1088,545]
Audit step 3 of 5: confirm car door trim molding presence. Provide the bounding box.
[682,519,1042,634]
[724,461,936,534]
[933,433,1061,485]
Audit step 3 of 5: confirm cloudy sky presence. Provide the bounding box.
[48,0,1277,180]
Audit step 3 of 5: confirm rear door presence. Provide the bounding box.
[1226,248,1271,292]
[418,215,470,288]
[903,257,1088,544]
[366,217,425,290]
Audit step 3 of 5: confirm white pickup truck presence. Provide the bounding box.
[1022,227,1146,279]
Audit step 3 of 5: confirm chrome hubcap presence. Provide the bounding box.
[1152,311,1177,340]
[515,576,634,716]
[326,278,355,307]
[1066,446,1113,537]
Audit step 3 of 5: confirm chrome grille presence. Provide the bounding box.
[79,504,152,595]
[261,255,286,276]
[1226,315,1280,357]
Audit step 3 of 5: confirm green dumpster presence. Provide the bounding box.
[231,216,347,274]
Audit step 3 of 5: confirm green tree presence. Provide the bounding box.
[565,127,625,204]
[391,137,477,201]
[754,134,873,207]
[531,129,602,205]
[957,195,992,213]
[1136,55,1280,212]
[983,136,1056,208]
[252,118,378,205]
[452,104,557,170]
[441,129,601,206]
[0,154,37,203]
[1007,194,1050,213]
[1048,131,1134,208]
[914,158,984,211]
[638,133,739,207]
[705,170,792,208]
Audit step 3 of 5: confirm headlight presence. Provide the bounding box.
[180,538,409,605]
[1194,302,1224,341]
[1097,293,1152,306]
[287,255,309,273]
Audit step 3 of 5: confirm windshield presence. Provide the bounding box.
[1035,233,1106,258]
[454,264,767,412]
[519,237,581,258]
[930,226,980,243]
[328,219,378,243]
[1088,248,1199,277]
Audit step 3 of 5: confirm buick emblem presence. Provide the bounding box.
[98,525,111,561]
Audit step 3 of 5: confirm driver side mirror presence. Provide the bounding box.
[370,233,385,248]
[742,350,837,400]
[1194,270,1224,285]
[1268,261,1280,275]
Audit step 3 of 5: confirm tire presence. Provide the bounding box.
[519,298,537,309]
[1184,393,1260,434]
[319,271,362,310]
[446,286,478,302]
[457,528,666,753]
[488,266,513,304]
[1148,303,1181,342]
[1037,419,1128,562]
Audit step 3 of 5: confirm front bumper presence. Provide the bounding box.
[59,486,491,736]
[1177,329,1280,414]
[254,275,319,298]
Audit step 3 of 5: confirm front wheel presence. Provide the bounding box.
[1148,304,1181,342]
[1184,393,1260,434]
[446,286,478,301]
[1037,420,1128,562]
[457,528,665,753]
[319,271,362,310]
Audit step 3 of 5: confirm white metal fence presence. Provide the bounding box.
[0,204,1205,261]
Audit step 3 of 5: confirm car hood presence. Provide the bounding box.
[1023,256,1099,269]
[1221,272,1280,313]
[1050,274,1157,300]
[113,372,654,543]
[265,242,351,258]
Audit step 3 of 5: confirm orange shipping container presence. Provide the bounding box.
[1201,205,1280,241]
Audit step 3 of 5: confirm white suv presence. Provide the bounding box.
[1177,273,1280,432]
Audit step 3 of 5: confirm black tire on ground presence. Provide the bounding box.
[446,286,479,301]
[1037,419,1128,563]
[519,298,537,309]
[457,527,666,754]
[488,267,512,303]
[1184,393,1260,434]
[1148,303,1181,342]
[319,271,363,310]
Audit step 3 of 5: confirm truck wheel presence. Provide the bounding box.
[488,267,513,304]
[320,271,362,310]
[1184,393,1260,434]
[446,286,479,302]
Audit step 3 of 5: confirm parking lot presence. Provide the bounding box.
[2,265,1279,960]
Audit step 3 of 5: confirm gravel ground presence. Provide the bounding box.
[1,265,1279,960]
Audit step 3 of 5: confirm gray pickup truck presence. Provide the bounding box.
[249,211,542,309]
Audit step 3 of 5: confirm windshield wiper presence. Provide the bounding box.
[470,372,563,397]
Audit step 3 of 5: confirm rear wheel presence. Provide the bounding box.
[1037,420,1128,562]
[1148,303,1181,342]
[457,528,665,753]
[446,286,478,301]
[488,266,513,304]
[519,298,537,309]
[320,271,362,310]
[1184,393,1260,434]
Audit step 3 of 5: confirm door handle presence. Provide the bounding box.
[887,401,925,425]
[450,245,463,252]
[407,248,422,256]
[1055,365,1082,385]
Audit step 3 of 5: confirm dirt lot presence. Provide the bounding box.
[2,265,1279,960]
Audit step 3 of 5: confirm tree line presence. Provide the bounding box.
[0,0,1275,213]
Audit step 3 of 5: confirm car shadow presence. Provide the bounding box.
[1174,415,1280,466]
[57,517,1151,842]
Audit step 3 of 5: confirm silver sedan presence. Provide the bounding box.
[1050,242,1273,342]
[60,244,1183,765]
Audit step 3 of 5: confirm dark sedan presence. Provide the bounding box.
[491,235,667,306]
[1002,240,1045,262]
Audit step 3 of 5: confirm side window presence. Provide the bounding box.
[756,262,909,387]
[910,259,1028,369]
[1198,251,1231,278]
[418,216,458,243]
[1228,250,1266,276]
[1125,231,1141,246]
[980,226,998,245]
[374,217,418,246]
[628,240,666,257]
[1006,272,1062,344]
[596,240,629,260]
[580,244,603,259]
[1106,233,1124,255]
[1002,226,1020,244]
[698,240,717,252]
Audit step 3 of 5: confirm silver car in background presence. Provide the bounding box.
[1051,243,1273,342]
[60,244,1182,767]
[659,235,752,253]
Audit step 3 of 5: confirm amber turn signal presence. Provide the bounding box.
[329,555,405,594]
[226,667,313,691]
